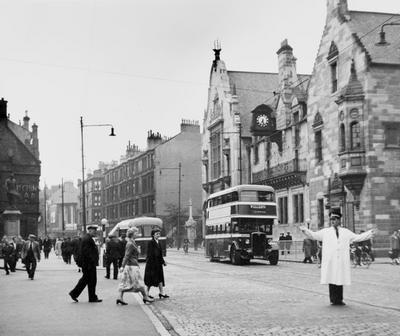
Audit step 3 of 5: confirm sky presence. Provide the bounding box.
[0,0,398,188]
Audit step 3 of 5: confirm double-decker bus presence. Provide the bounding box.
[108,216,166,260]
[205,184,279,265]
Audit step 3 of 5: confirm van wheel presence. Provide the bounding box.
[230,246,242,265]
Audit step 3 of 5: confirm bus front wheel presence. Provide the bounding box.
[230,246,242,265]
[269,250,279,265]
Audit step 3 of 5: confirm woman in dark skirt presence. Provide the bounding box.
[144,229,169,299]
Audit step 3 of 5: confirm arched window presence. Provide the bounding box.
[339,123,345,152]
[327,42,339,93]
[313,112,324,162]
[350,121,361,149]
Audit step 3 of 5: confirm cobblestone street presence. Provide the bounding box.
[150,249,400,336]
[1,249,399,336]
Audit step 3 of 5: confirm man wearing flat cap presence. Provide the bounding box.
[69,224,102,303]
[21,234,40,280]
[300,208,376,306]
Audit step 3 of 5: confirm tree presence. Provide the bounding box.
[161,203,188,243]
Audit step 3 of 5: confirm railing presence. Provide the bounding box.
[273,240,309,262]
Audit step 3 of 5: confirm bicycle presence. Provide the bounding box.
[350,246,372,268]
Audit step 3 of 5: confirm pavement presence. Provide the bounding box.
[0,254,168,336]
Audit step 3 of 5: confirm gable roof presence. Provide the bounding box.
[227,71,278,137]
[227,71,310,137]
[349,11,400,65]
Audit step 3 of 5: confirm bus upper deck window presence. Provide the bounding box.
[259,191,274,202]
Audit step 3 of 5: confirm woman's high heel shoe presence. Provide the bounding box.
[116,299,128,305]
[143,297,154,304]
[159,294,170,299]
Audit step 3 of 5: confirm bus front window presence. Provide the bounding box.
[237,218,273,234]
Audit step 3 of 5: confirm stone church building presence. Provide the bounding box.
[0,98,41,238]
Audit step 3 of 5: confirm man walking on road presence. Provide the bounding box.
[69,224,102,303]
[21,234,41,280]
[299,208,376,306]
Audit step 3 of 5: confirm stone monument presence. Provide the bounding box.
[185,199,197,247]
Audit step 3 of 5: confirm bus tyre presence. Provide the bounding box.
[269,250,279,265]
[230,246,242,265]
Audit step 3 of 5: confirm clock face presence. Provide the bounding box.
[256,114,269,127]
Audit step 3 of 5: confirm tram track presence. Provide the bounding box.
[167,258,400,314]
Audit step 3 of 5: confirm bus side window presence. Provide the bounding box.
[220,224,223,233]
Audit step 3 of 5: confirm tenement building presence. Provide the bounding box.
[101,120,202,242]
[0,98,41,238]
[46,181,79,237]
[77,163,112,233]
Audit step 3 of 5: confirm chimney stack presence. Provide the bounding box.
[0,98,8,122]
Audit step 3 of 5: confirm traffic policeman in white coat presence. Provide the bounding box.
[299,208,376,306]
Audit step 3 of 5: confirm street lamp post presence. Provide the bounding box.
[80,116,115,233]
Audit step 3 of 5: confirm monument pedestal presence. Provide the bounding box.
[2,209,21,237]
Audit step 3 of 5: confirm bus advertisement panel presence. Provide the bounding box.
[205,185,279,265]
[108,217,166,260]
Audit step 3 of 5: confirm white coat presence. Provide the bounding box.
[302,226,373,286]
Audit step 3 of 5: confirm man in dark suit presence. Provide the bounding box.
[42,236,52,259]
[2,239,14,275]
[104,235,121,280]
[69,225,102,303]
[117,234,127,268]
[21,234,41,280]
